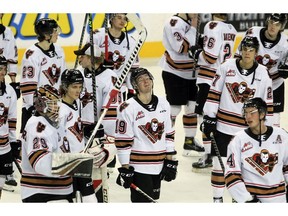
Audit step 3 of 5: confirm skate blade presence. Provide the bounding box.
[182,150,205,157]
[192,167,212,174]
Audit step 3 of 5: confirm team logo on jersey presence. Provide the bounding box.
[25,49,34,59]
[119,102,129,112]
[108,50,125,70]
[0,103,8,127]
[135,111,145,121]
[80,88,93,108]
[255,54,277,70]
[209,22,218,29]
[245,149,278,176]
[60,136,71,153]
[226,81,255,103]
[241,141,253,152]
[138,118,164,143]
[43,64,61,86]
[68,117,84,142]
[36,121,46,133]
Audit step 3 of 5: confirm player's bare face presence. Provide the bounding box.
[0,65,7,82]
[112,14,128,29]
[241,47,256,65]
[266,21,282,39]
[66,83,83,102]
[49,28,60,43]
[136,74,153,94]
[243,107,259,128]
[78,55,90,68]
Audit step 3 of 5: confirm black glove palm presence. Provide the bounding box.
[160,159,178,182]
[200,115,217,139]
[278,64,288,79]
[116,166,134,189]
[188,45,202,63]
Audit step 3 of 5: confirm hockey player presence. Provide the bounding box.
[0,14,20,98]
[20,17,66,133]
[115,67,178,202]
[58,69,97,202]
[0,56,18,199]
[201,36,274,202]
[192,14,237,169]
[235,13,288,127]
[87,13,139,101]
[74,43,117,202]
[159,13,203,156]
[225,98,288,203]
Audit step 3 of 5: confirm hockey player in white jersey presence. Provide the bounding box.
[0,14,20,99]
[87,13,139,101]
[235,14,288,127]
[201,36,274,202]
[225,98,288,203]
[159,13,203,156]
[0,56,18,199]
[74,44,117,202]
[192,14,237,169]
[20,18,66,133]
[115,68,177,202]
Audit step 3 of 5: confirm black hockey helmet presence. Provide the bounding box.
[34,84,61,122]
[240,36,259,52]
[61,69,84,85]
[267,13,288,30]
[34,18,61,41]
[0,56,7,67]
[130,67,154,89]
[242,97,267,117]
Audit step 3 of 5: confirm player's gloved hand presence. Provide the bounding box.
[9,82,21,99]
[197,34,204,49]
[278,64,288,79]
[83,123,105,142]
[87,144,109,168]
[188,45,202,63]
[160,159,178,182]
[116,166,134,189]
[245,195,261,203]
[200,115,217,139]
[10,139,21,160]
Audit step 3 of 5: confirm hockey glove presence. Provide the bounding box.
[9,82,21,99]
[10,139,21,160]
[200,115,217,139]
[116,166,135,189]
[245,195,261,203]
[83,123,105,141]
[188,45,202,63]
[160,159,178,182]
[278,64,288,79]
[87,145,109,168]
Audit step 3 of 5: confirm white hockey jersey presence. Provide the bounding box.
[159,15,197,80]
[20,43,66,109]
[79,65,118,138]
[87,27,139,90]
[225,126,288,203]
[0,25,18,77]
[0,83,17,155]
[58,100,84,153]
[20,115,73,200]
[203,58,274,135]
[115,95,175,175]
[235,26,288,90]
[197,21,237,85]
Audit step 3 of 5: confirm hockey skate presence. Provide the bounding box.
[182,137,205,157]
[5,174,17,187]
[213,197,223,203]
[192,154,213,173]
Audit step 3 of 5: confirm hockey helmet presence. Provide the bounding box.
[267,13,288,30]
[212,13,228,20]
[130,67,154,89]
[109,13,128,25]
[242,97,267,117]
[34,18,61,41]
[33,85,61,122]
[60,69,84,95]
[0,56,7,74]
[240,36,259,52]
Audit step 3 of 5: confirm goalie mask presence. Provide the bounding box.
[130,67,154,90]
[34,18,62,42]
[60,69,84,95]
[33,84,61,123]
[267,13,287,31]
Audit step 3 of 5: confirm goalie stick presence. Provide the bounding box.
[83,13,147,153]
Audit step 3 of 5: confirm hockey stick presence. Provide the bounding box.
[104,13,109,61]
[130,183,158,203]
[210,133,225,172]
[74,13,89,69]
[13,158,22,174]
[83,13,147,153]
